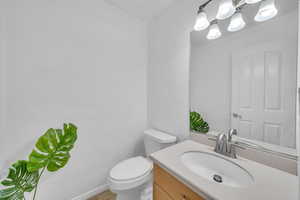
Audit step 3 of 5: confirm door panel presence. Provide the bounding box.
[239,56,253,109]
[231,42,296,148]
[264,52,282,110]
[263,122,281,145]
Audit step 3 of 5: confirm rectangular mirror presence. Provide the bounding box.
[190,0,298,153]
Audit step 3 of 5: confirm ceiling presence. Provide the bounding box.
[191,0,298,46]
[104,0,179,20]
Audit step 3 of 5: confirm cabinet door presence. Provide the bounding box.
[154,184,173,200]
[154,164,205,200]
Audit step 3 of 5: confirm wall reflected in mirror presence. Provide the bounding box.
[190,0,298,150]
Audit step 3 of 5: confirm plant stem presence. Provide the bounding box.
[32,167,46,200]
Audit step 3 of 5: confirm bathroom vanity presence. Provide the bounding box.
[151,140,298,200]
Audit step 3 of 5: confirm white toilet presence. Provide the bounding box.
[108,129,177,200]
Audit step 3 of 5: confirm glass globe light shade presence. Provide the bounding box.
[216,0,236,20]
[228,12,246,32]
[255,0,278,22]
[207,23,222,40]
[194,11,210,31]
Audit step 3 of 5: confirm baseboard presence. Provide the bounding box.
[72,184,109,200]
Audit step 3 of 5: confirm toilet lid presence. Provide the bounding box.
[110,156,152,181]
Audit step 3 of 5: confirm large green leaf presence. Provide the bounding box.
[190,111,209,133]
[27,123,78,172]
[0,160,39,200]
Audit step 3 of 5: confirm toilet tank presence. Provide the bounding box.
[144,129,177,157]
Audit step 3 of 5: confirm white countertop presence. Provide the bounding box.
[150,140,298,200]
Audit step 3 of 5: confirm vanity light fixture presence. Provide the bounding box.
[245,0,262,4]
[194,0,278,40]
[255,0,278,22]
[207,20,222,40]
[216,0,236,20]
[193,0,212,31]
[227,10,246,32]
[194,11,210,31]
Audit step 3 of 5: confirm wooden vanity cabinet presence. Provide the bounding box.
[153,164,205,200]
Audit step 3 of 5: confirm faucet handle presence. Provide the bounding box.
[227,129,237,142]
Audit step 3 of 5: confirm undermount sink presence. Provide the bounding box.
[181,151,254,188]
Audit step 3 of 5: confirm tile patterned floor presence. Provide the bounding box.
[88,190,116,200]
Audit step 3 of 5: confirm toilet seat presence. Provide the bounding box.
[108,156,153,191]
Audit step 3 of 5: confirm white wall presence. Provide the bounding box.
[190,11,298,137]
[190,42,231,132]
[148,0,202,140]
[0,0,147,199]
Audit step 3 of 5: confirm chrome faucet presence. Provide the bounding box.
[214,129,238,158]
[214,133,227,154]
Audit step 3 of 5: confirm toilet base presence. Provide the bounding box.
[115,180,153,200]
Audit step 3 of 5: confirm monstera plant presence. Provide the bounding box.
[190,111,209,133]
[0,123,78,200]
